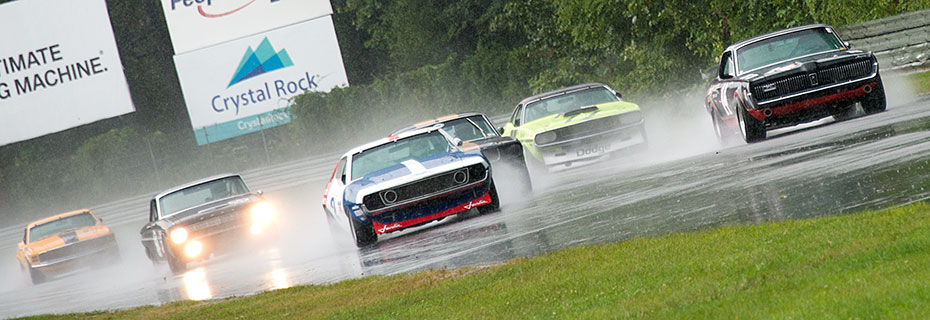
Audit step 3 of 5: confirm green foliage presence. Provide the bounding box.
[286,0,930,154]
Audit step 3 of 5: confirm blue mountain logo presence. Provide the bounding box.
[227,37,294,88]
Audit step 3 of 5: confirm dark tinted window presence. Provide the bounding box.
[29,212,98,243]
[737,27,843,72]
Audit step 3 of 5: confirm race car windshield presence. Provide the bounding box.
[28,212,98,243]
[524,87,619,123]
[737,27,843,73]
[440,116,497,141]
[159,176,250,218]
[352,131,454,180]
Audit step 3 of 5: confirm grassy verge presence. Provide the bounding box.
[25,202,930,319]
[907,70,930,96]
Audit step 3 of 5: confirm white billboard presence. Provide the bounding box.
[173,15,348,145]
[0,0,134,147]
[161,0,333,54]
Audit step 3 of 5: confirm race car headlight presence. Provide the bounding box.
[250,202,275,224]
[535,131,557,145]
[170,228,188,244]
[183,241,203,258]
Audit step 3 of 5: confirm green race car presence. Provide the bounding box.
[501,83,647,172]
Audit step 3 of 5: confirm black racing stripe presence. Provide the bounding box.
[59,231,79,245]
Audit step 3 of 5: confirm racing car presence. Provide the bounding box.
[323,126,498,247]
[393,113,532,192]
[16,209,120,284]
[139,174,275,273]
[705,24,885,143]
[501,83,647,172]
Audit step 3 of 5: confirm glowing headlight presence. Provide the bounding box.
[535,131,557,145]
[250,224,264,235]
[184,241,203,258]
[250,202,274,224]
[170,228,188,244]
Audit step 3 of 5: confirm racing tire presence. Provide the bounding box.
[522,148,548,181]
[325,209,342,237]
[862,76,886,115]
[517,163,533,193]
[167,252,187,274]
[711,109,726,142]
[28,267,45,285]
[737,104,766,143]
[832,103,857,122]
[478,181,501,214]
[350,217,377,248]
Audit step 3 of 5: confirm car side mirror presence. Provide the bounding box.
[452,138,463,146]
[615,92,623,100]
[843,41,851,49]
[257,190,264,196]
[99,218,104,224]
[498,127,504,135]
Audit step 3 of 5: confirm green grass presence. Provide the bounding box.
[907,70,930,96]
[23,202,930,319]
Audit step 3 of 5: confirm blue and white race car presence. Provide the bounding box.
[322,126,499,247]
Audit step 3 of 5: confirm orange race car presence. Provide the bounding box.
[15,209,120,284]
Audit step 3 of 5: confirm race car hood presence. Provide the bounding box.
[24,225,113,256]
[345,150,487,204]
[462,136,519,151]
[737,50,874,83]
[157,193,259,228]
[522,100,641,134]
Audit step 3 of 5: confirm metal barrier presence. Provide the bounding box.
[838,10,930,73]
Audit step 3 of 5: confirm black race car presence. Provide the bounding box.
[139,174,275,273]
[705,24,885,143]
[394,113,532,192]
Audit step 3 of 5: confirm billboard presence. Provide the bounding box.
[173,15,348,145]
[161,0,333,54]
[0,0,134,147]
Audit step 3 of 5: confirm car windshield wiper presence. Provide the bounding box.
[560,105,599,118]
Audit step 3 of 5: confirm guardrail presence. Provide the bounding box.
[838,10,930,73]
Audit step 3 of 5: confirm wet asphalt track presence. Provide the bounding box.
[2,89,930,318]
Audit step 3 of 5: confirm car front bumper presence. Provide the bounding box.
[530,123,647,171]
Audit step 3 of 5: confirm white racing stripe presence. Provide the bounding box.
[354,156,488,203]
[401,160,428,175]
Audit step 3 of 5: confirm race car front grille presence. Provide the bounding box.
[816,59,872,86]
[549,114,630,143]
[363,164,488,212]
[187,210,247,237]
[38,235,114,263]
[752,58,873,101]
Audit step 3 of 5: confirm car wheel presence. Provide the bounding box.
[29,266,45,285]
[737,104,766,143]
[325,209,341,236]
[862,76,886,114]
[832,103,857,121]
[516,162,533,193]
[350,217,377,248]
[478,180,501,214]
[167,251,187,274]
[522,148,547,181]
[711,109,725,141]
